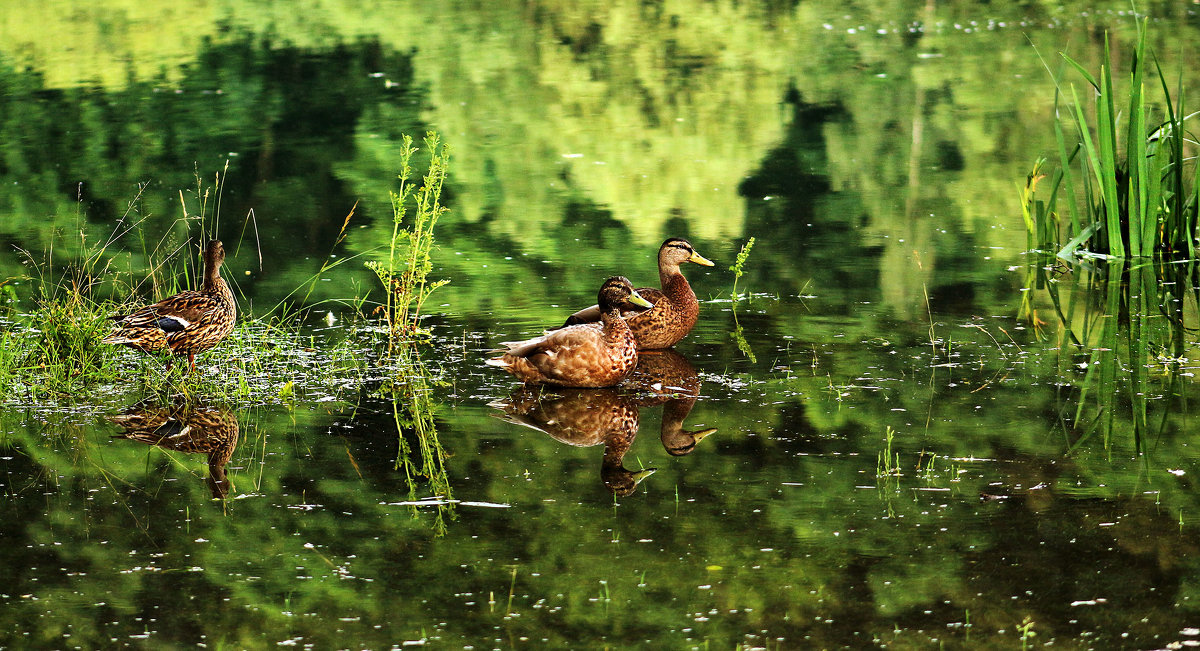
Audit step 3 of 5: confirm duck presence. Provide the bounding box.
[487,276,652,387]
[103,239,237,372]
[559,238,713,349]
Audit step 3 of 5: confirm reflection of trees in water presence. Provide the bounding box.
[0,35,426,304]
[109,398,240,499]
[737,89,881,305]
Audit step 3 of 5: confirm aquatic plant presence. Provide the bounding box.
[1020,17,1199,456]
[1024,17,1199,259]
[728,237,758,362]
[365,132,451,354]
[729,236,755,303]
[876,425,900,478]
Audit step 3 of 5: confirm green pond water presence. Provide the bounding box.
[3,2,1200,648]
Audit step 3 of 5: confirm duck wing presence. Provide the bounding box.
[112,291,219,332]
[503,323,603,359]
[561,288,659,327]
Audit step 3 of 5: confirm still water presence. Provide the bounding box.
[3,1,1200,648]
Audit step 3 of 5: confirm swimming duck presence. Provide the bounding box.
[560,238,713,349]
[103,240,237,372]
[487,276,652,387]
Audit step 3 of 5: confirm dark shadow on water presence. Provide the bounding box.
[109,398,240,499]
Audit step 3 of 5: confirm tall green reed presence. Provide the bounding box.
[1024,18,1198,259]
[1021,18,1198,455]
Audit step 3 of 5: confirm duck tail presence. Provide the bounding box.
[101,331,136,345]
[485,356,512,369]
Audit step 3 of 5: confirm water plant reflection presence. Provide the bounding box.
[109,398,239,499]
[1022,255,1196,453]
[378,345,454,533]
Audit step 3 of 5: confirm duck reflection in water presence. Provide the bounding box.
[625,349,717,456]
[490,350,715,496]
[493,386,653,496]
[109,399,240,499]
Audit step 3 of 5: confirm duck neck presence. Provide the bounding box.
[203,258,222,293]
[205,265,235,309]
[600,309,630,342]
[658,260,681,290]
[661,395,696,435]
[660,266,697,320]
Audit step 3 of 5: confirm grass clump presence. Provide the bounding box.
[0,235,129,396]
[1023,17,1198,259]
[0,170,374,405]
[366,131,451,355]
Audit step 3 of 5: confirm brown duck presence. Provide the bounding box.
[560,238,713,349]
[103,240,237,372]
[487,276,652,387]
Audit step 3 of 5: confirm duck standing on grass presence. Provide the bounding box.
[487,276,652,388]
[559,238,714,349]
[103,239,237,372]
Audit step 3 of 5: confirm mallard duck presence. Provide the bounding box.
[109,399,240,499]
[560,238,713,350]
[487,276,652,387]
[490,386,656,496]
[103,239,237,372]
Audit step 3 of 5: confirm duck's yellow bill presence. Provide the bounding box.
[628,290,654,308]
[691,427,718,443]
[690,251,715,266]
